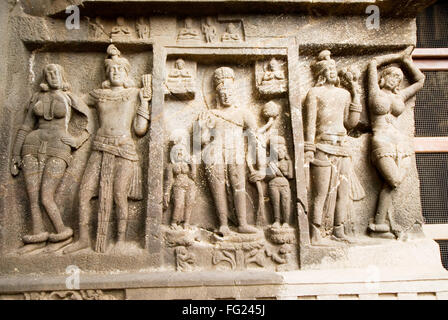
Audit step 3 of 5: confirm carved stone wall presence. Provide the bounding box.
[0,0,447,299]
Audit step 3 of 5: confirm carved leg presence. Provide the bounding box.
[310,152,331,244]
[19,155,47,252]
[280,183,291,227]
[268,185,281,227]
[369,156,408,237]
[172,186,185,227]
[23,155,48,243]
[41,157,72,242]
[333,157,350,241]
[63,152,101,254]
[206,164,231,235]
[114,157,133,244]
[183,184,196,228]
[229,164,257,234]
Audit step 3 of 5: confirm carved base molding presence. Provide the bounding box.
[1,266,448,300]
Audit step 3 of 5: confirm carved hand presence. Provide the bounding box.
[163,194,170,210]
[305,151,314,164]
[139,87,152,102]
[249,170,265,183]
[10,155,22,176]
[402,46,414,61]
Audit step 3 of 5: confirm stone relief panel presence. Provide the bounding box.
[8,45,153,258]
[176,17,245,43]
[86,16,151,42]
[0,11,431,276]
[162,56,298,271]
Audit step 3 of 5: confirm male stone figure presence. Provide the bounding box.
[64,45,151,253]
[199,67,265,236]
[304,50,363,245]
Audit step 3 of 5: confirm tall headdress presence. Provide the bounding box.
[213,67,234,90]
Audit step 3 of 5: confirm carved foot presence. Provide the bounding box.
[63,239,90,254]
[331,225,354,243]
[43,237,73,253]
[48,227,73,243]
[217,226,231,237]
[16,242,46,255]
[237,224,258,234]
[22,232,49,244]
[272,221,281,229]
[310,224,322,245]
[368,223,390,233]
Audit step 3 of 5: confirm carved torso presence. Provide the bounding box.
[89,88,139,137]
[312,86,351,141]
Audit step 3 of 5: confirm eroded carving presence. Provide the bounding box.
[11,64,92,254]
[177,17,201,41]
[367,47,425,240]
[202,17,217,43]
[175,246,196,271]
[88,17,107,39]
[304,50,365,245]
[256,58,287,97]
[24,290,116,300]
[111,17,132,41]
[136,17,150,40]
[64,45,151,254]
[221,23,241,42]
[165,59,196,100]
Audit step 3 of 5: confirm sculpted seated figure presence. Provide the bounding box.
[64,44,151,254]
[166,59,196,99]
[177,18,200,41]
[199,67,265,236]
[259,58,287,95]
[11,64,91,254]
[221,23,241,42]
[111,17,131,41]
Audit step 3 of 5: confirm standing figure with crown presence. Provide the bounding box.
[64,44,151,253]
[303,50,364,245]
[199,67,266,236]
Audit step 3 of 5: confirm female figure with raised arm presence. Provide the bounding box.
[367,47,425,239]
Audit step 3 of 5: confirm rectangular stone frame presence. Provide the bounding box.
[145,38,311,268]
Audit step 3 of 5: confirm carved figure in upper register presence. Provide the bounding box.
[136,17,150,40]
[202,17,217,43]
[367,47,426,239]
[258,58,287,96]
[221,23,241,42]
[177,17,201,41]
[165,59,196,99]
[304,50,365,245]
[199,67,266,236]
[11,64,92,254]
[64,45,151,254]
[111,17,132,41]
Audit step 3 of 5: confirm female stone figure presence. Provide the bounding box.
[163,137,197,229]
[367,47,425,239]
[266,136,293,228]
[11,64,91,253]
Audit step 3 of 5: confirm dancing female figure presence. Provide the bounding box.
[367,47,425,239]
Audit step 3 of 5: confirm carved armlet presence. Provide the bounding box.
[13,125,32,155]
[349,102,362,113]
[304,142,316,153]
[136,106,150,120]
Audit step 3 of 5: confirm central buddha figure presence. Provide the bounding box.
[199,67,265,236]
